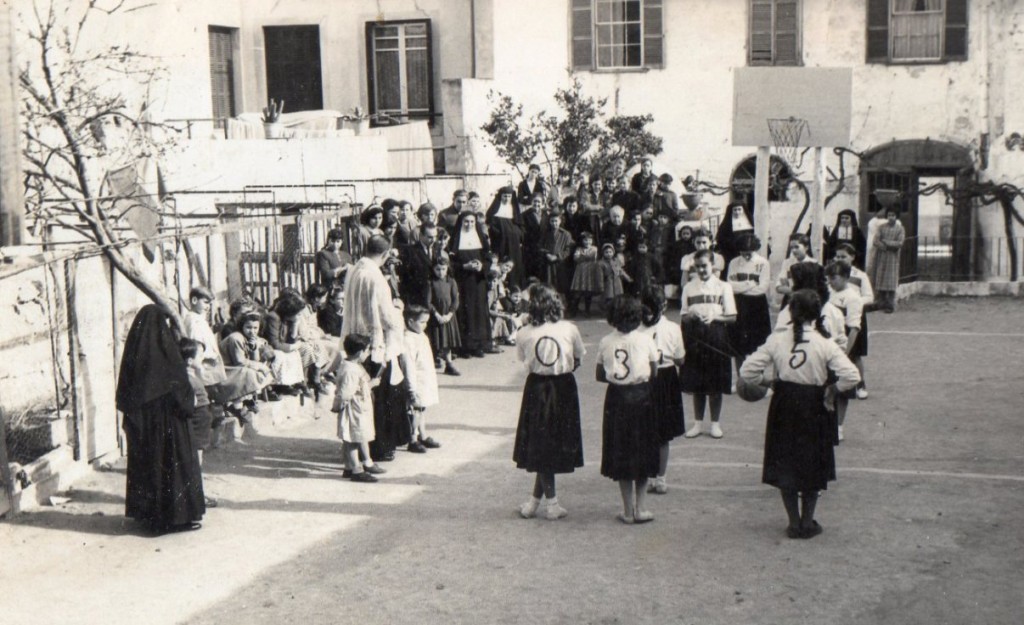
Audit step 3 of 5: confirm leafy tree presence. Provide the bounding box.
[480,91,546,181]
[589,114,663,181]
[17,0,184,327]
[538,78,607,183]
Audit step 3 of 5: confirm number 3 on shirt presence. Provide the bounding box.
[613,348,631,381]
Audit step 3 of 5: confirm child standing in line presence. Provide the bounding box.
[514,284,585,521]
[681,250,737,439]
[333,333,387,483]
[598,243,627,309]
[825,260,864,442]
[740,289,860,539]
[180,338,217,507]
[639,287,686,495]
[569,231,603,317]
[597,295,661,524]
[428,257,462,376]
[727,233,772,377]
[403,306,441,452]
[834,243,874,399]
[775,233,818,305]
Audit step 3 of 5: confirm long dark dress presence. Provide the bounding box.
[428,276,462,354]
[116,305,204,531]
[453,248,490,351]
[369,360,413,460]
[488,217,526,287]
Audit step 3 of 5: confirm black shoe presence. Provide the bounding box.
[342,469,353,478]
[350,472,379,483]
[407,441,427,453]
[799,521,824,539]
[471,349,485,358]
[484,346,503,355]
[419,436,441,449]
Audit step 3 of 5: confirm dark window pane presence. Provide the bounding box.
[625,0,641,21]
[626,22,641,44]
[375,26,399,37]
[375,50,402,110]
[625,43,641,66]
[406,49,430,110]
[406,36,428,48]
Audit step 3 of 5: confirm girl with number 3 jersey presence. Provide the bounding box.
[513,284,585,521]
[597,296,661,525]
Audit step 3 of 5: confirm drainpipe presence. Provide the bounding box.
[470,0,477,78]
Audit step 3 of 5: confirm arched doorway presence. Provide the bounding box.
[859,140,974,282]
[729,154,795,210]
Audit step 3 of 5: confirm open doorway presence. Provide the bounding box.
[916,176,956,280]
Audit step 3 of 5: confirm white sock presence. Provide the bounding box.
[546,496,559,506]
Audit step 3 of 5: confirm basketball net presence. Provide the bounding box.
[767,117,810,168]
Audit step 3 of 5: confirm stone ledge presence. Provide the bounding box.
[898,281,1024,299]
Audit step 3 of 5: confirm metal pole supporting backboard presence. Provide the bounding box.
[754,147,771,257]
[810,147,826,260]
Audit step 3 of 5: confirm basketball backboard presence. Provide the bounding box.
[732,67,853,148]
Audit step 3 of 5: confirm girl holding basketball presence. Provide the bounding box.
[597,296,661,524]
[513,284,586,521]
[740,289,859,539]
[681,249,737,439]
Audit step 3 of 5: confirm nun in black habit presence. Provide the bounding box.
[485,186,526,287]
[451,211,493,357]
[116,305,205,533]
[824,209,867,268]
[715,201,755,279]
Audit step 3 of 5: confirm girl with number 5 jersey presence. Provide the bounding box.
[597,296,661,525]
[513,284,586,521]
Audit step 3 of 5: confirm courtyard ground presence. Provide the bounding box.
[2,296,1023,625]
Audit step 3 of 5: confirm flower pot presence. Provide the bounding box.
[264,121,284,139]
[681,192,702,210]
[351,119,370,136]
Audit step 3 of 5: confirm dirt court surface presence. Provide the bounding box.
[2,296,1023,625]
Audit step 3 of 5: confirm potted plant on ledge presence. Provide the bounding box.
[262,99,285,139]
[343,106,371,135]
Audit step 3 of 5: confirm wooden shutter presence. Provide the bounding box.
[944,0,968,60]
[866,0,890,62]
[642,0,664,68]
[208,27,236,123]
[774,1,800,64]
[749,1,774,64]
[571,0,594,70]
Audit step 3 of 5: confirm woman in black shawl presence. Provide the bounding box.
[715,202,755,279]
[824,209,867,269]
[116,305,205,533]
[485,186,526,287]
[451,211,493,357]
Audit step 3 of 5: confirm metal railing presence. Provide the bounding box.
[898,235,1024,282]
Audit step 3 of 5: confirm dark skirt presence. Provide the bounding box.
[456,276,490,351]
[762,381,836,493]
[730,294,772,358]
[513,373,584,474]
[600,383,660,481]
[680,319,733,394]
[124,395,205,529]
[847,312,868,358]
[189,404,213,450]
[651,366,686,443]
[369,362,412,459]
[429,318,462,354]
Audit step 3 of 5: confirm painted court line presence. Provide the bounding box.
[870,330,1024,338]
[673,460,1024,483]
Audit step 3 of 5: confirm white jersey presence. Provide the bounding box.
[828,284,864,331]
[516,320,585,376]
[848,266,875,306]
[681,251,724,283]
[727,253,771,297]
[776,254,821,293]
[681,276,737,319]
[640,317,685,369]
[774,302,848,351]
[597,330,659,385]
[740,325,860,390]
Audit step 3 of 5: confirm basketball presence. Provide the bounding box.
[736,378,769,402]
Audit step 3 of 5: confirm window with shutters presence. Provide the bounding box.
[749,1,801,66]
[263,25,324,112]
[570,0,664,71]
[208,26,238,128]
[866,0,968,64]
[366,20,434,122]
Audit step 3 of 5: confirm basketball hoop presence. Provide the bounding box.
[767,117,810,167]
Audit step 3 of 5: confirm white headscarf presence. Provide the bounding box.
[458,222,483,250]
[495,197,514,219]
